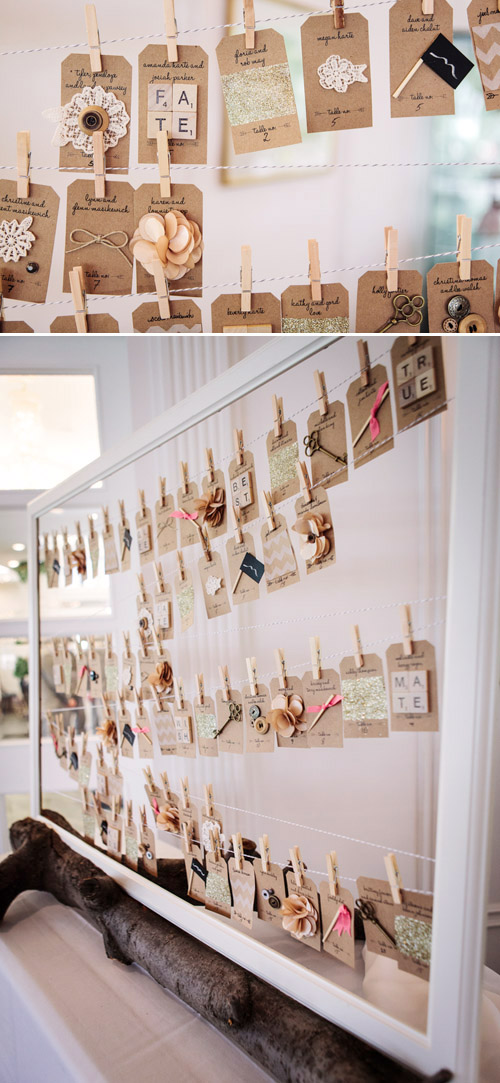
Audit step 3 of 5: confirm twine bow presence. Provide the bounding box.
[66,228,132,267]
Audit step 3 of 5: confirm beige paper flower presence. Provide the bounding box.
[266,692,306,738]
[281,893,318,939]
[147,659,173,693]
[131,211,203,282]
[195,487,226,528]
[156,804,180,833]
[293,513,331,564]
[96,717,117,749]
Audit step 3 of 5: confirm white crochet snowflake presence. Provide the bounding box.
[43,85,129,155]
[0,216,35,263]
[206,575,222,597]
[317,54,368,94]
[201,820,225,852]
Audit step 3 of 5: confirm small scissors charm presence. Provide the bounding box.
[355,898,396,947]
[378,294,425,334]
[303,431,347,466]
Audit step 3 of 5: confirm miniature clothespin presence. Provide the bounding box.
[16,131,30,198]
[151,257,170,318]
[357,340,370,387]
[85,4,102,73]
[314,369,329,417]
[159,476,167,507]
[210,825,221,860]
[308,239,322,302]
[101,692,112,720]
[135,686,146,718]
[232,832,244,870]
[384,853,403,904]
[231,504,244,545]
[385,227,398,293]
[326,851,340,898]
[310,636,322,681]
[96,741,105,768]
[137,572,147,602]
[421,0,434,14]
[204,783,214,817]
[261,491,276,531]
[201,525,212,562]
[176,550,186,582]
[88,514,96,540]
[196,673,205,706]
[244,0,256,48]
[241,245,252,313]
[205,447,215,484]
[126,800,133,827]
[152,624,164,657]
[156,130,171,199]
[180,776,190,810]
[182,822,192,851]
[296,460,313,504]
[174,676,184,710]
[457,214,472,282]
[274,648,288,689]
[160,771,172,801]
[154,561,166,594]
[290,845,306,888]
[142,765,155,789]
[123,631,132,658]
[246,657,259,697]
[69,266,88,334]
[399,604,413,656]
[138,489,147,520]
[179,460,189,496]
[351,624,364,669]
[218,665,232,701]
[164,0,178,62]
[332,0,345,30]
[259,833,271,873]
[233,428,245,466]
[272,394,283,437]
[105,633,113,660]
[93,792,102,819]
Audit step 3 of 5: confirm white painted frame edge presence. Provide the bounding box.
[26,336,500,1082]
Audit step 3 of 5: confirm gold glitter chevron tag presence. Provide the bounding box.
[216,29,302,154]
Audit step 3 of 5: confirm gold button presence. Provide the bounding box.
[78,105,109,134]
[458,313,487,334]
[255,716,269,734]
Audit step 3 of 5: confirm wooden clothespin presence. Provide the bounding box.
[93,792,102,819]
[457,214,472,282]
[244,0,256,48]
[231,504,244,545]
[204,783,214,817]
[205,447,215,484]
[218,665,231,701]
[91,122,106,199]
[296,460,312,504]
[357,340,370,387]
[152,623,164,656]
[151,682,163,712]
[16,131,30,198]
[272,394,283,437]
[135,686,145,718]
[85,4,102,73]
[126,800,133,827]
[173,676,184,710]
[310,636,321,681]
[421,0,434,14]
[88,514,96,540]
[123,631,132,658]
[154,561,166,594]
[241,245,252,313]
[259,834,271,873]
[308,239,322,302]
[314,369,329,417]
[274,648,288,689]
[399,604,413,656]
[105,633,113,660]
[261,491,276,531]
[96,741,105,768]
[139,626,149,658]
[384,853,403,905]
[290,845,305,888]
[326,851,340,898]
[137,572,147,602]
[101,693,112,720]
[179,460,189,496]
[160,771,172,801]
[142,765,155,789]
[233,428,244,466]
[201,525,211,562]
[246,657,258,697]
[81,731,88,758]
[156,131,171,199]
[139,804,148,829]
[332,0,345,30]
[180,776,190,810]
[176,550,186,582]
[69,266,88,334]
[232,832,244,870]
[196,673,205,706]
[138,489,147,519]
[385,227,398,293]
[351,624,364,669]
[182,822,192,851]
[210,825,221,861]
[159,476,167,507]
[164,0,178,62]
[151,257,170,318]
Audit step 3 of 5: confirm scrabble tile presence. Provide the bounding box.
[396,358,415,386]
[148,82,173,110]
[391,671,409,692]
[416,369,436,400]
[398,379,417,407]
[409,692,428,712]
[157,599,171,628]
[172,111,197,140]
[413,345,434,373]
[137,523,152,554]
[147,111,173,138]
[392,692,411,713]
[173,83,197,112]
[408,669,427,692]
[175,714,193,744]
[231,470,254,509]
[107,825,121,852]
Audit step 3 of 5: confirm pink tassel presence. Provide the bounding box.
[333,903,352,937]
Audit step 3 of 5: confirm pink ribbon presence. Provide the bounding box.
[333,903,352,937]
[170,509,199,521]
[306,694,342,713]
[152,797,160,815]
[369,381,389,442]
[133,726,150,735]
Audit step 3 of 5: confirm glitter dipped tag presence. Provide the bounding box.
[266,418,300,505]
[216,29,301,154]
[205,851,232,917]
[175,566,195,632]
[340,654,389,738]
[194,696,219,758]
[301,13,373,132]
[394,890,433,981]
[281,283,350,334]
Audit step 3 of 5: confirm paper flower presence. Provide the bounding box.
[195,487,226,528]
[318,55,368,93]
[156,804,180,833]
[0,217,35,263]
[266,692,306,738]
[96,716,117,749]
[281,893,318,939]
[292,513,331,564]
[43,85,130,154]
[206,575,222,596]
[71,547,87,575]
[131,211,203,283]
[147,659,173,693]
[138,607,153,636]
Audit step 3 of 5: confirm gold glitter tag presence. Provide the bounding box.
[282,316,350,334]
[177,583,194,619]
[195,708,218,740]
[394,915,432,965]
[216,29,302,154]
[269,442,299,493]
[221,64,296,126]
[342,675,388,721]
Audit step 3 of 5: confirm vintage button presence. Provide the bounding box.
[442,317,458,333]
[255,716,269,735]
[78,105,109,133]
[249,704,261,721]
[89,669,98,682]
[458,313,487,334]
[145,849,153,861]
[447,295,470,320]
[26,262,39,274]
[262,888,274,900]
[269,895,281,909]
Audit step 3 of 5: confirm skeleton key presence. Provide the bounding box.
[303,431,347,466]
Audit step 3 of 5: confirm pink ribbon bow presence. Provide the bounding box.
[133,726,150,735]
[170,509,199,521]
[306,694,342,713]
[369,381,389,442]
[333,903,352,937]
[152,797,160,815]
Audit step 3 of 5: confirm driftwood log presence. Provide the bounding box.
[0,819,451,1083]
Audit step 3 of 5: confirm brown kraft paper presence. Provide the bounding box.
[301,13,372,132]
[319,885,356,968]
[228,448,258,525]
[211,292,281,333]
[215,689,244,754]
[467,1,500,111]
[340,654,389,738]
[51,313,119,333]
[356,877,399,961]
[59,54,132,171]
[133,300,202,333]
[346,362,394,469]
[305,400,348,489]
[389,0,454,119]
[254,862,286,925]
[242,683,275,754]
[226,534,261,605]
[284,871,322,952]
[302,667,343,749]
[391,338,447,431]
[293,487,336,576]
[0,182,59,303]
[63,180,134,296]
[426,260,495,332]
[386,640,439,732]
[138,45,208,164]
[270,675,308,750]
[355,270,424,333]
[261,515,300,594]
[198,551,231,620]
[134,183,203,297]
[216,30,301,154]
[281,283,350,332]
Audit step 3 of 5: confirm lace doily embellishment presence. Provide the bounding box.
[0,216,35,262]
[43,85,130,155]
[317,55,368,93]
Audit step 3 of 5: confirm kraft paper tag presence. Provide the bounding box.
[211,292,281,332]
[261,514,300,594]
[198,551,231,620]
[51,313,119,333]
[468,1,500,111]
[176,482,199,546]
[266,419,299,505]
[124,822,139,870]
[215,690,244,754]
[389,0,454,119]
[391,338,447,430]
[301,13,372,133]
[426,259,495,332]
[306,400,348,489]
[226,534,261,605]
[242,683,274,754]
[200,467,227,540]
[67,734,79,779]
[121,652,136,702]
[134,707,154,758]
[302,668,343,749]
[78,749,92,789]
[96,765,109,799]
[228,449,258,525]
[175,567,195,631]
[63,180,134,295]
[386,640,439,732]
[136,505,154,566]
[205,852,231,917]
[152,703,176,755]
[217,29,301,154]
[356,876,399,961]
[281,283,350,334]
[59,54,132,171]
[138,45,208,164]
[138,648,156,701]
[228,858,255,928]
[173,704,196,759]
[269,676,308,749]
[184,843,206,903]
[340,654,389,738]
[155,494,176,556]
[83,808,96,843]
[133,299,202,333]
[134,183,203,297]
[88,645,103,695]
[88,530,99,577]
[346,362,394,469]
[104,652,119,697]
[395,890,433,981]
[254,862,286,925]
[118,514,132,573]
[118,705,134,759]
[108,765,123,800]
[140,824,158,877]
[103,523,119,574]
[194,696,219,758]
[0,182,59,302]
[293,487,336,576]
[107,816,123,859]
[137,589,155,643]
[355,270,424,333]
[154,586,173,640]
[284,872,322,952]
[319,886,356,968]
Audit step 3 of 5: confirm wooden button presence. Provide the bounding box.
[78,105,109,133]
[458,313,487,334]
[255,716,269,734]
